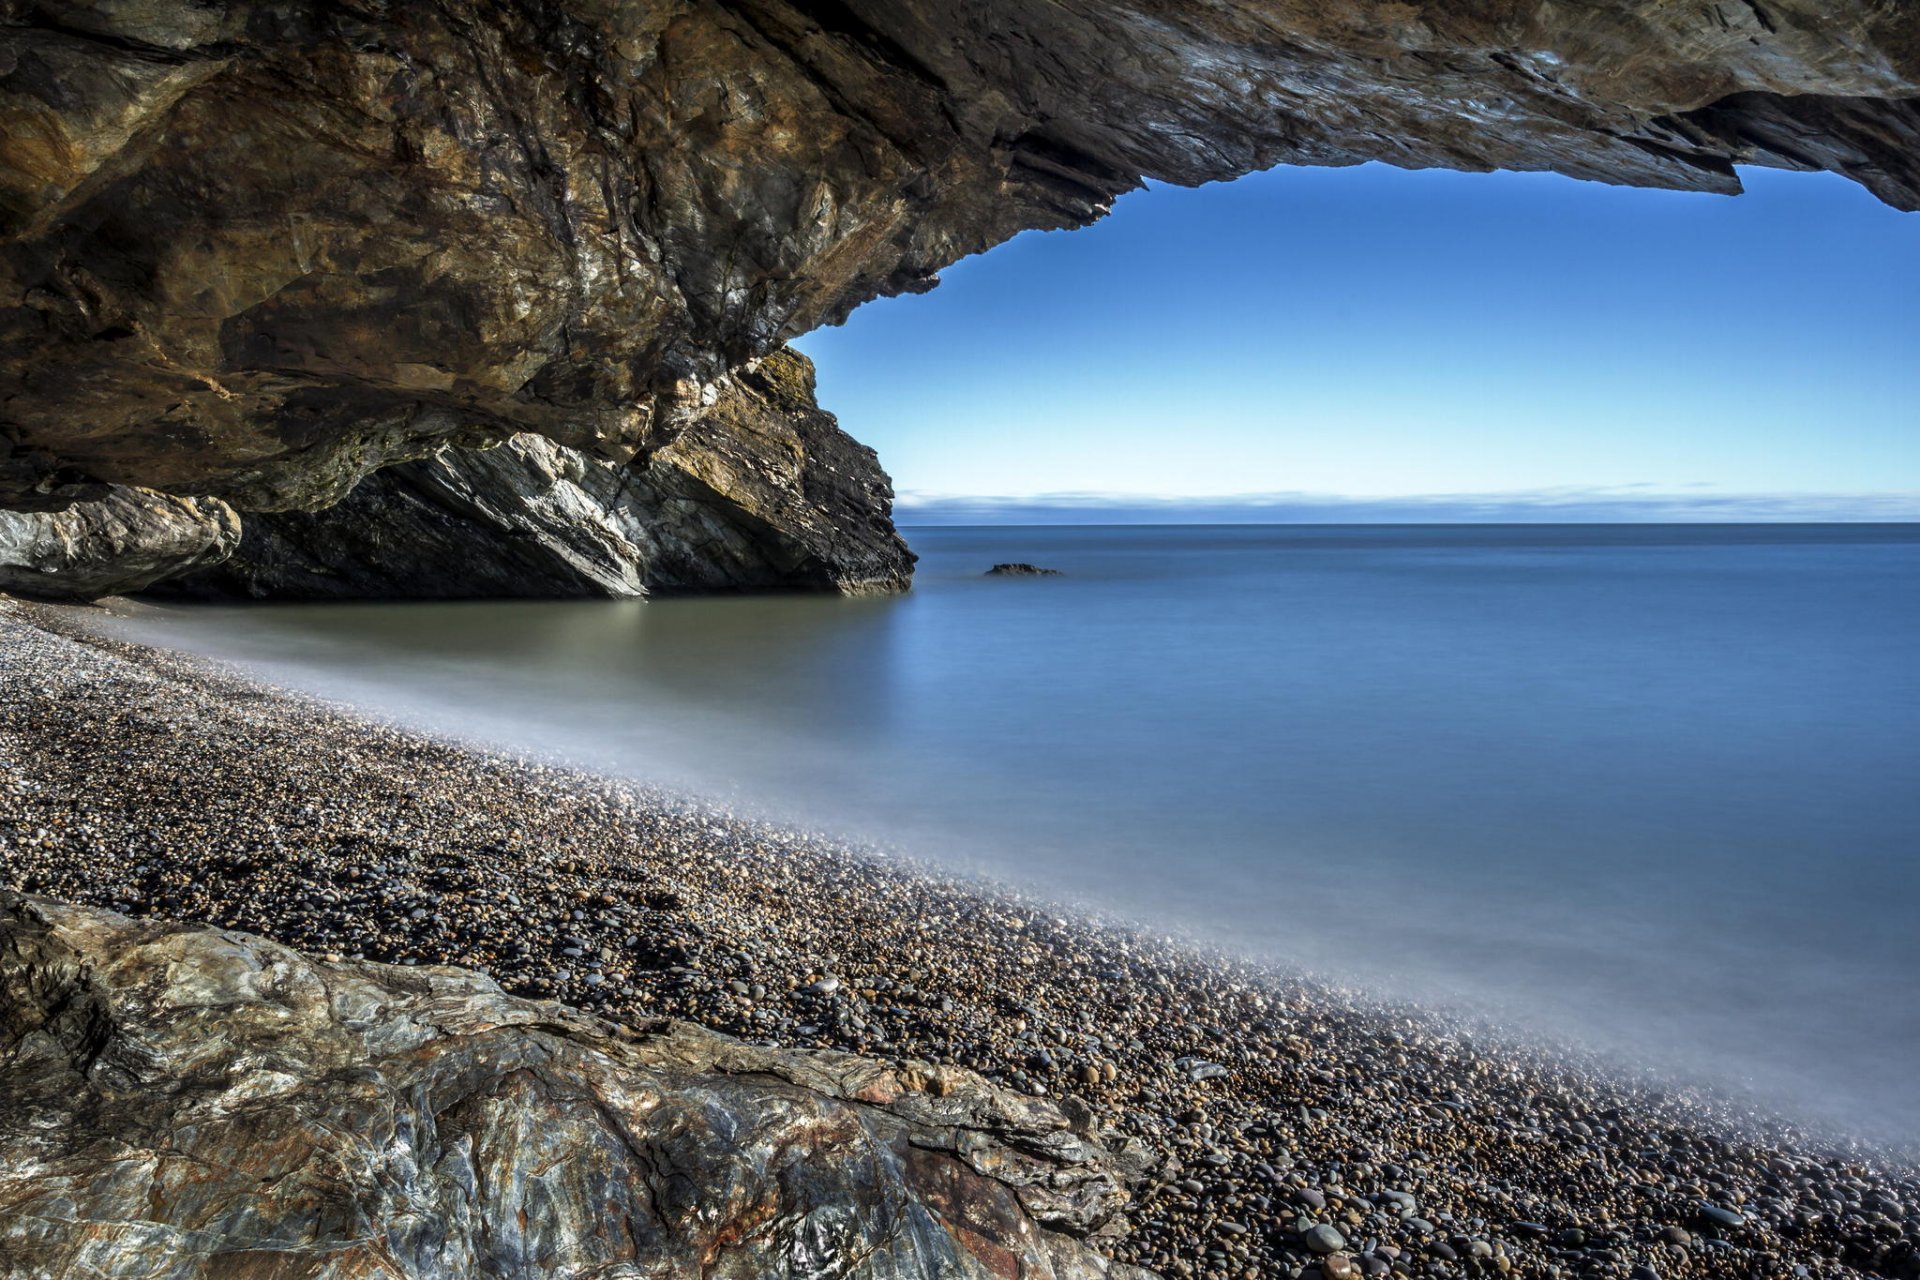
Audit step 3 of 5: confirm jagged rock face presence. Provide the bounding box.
[3,1,1917,512]
[159,347,916,599]
[0,893,1156,1279]
[161,434,675,599]
[0,485,238,598]
[627,347,917,596]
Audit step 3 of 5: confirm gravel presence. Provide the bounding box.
[3,597,1917,1280]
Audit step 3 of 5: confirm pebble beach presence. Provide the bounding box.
[2,596,1916,1280]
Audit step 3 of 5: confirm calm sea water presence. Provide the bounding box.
[109,525,1920,1146]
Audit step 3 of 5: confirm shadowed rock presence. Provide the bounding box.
[986,563,1063,577]
[0,487,238,599]
[0,893,1157,1279]
[3,2,1917,511]
[159,348,916,599]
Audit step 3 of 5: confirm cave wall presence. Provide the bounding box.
[159,347,916,599]
[2,0,1917,519]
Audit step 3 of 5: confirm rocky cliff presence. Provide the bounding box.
[159,347,915,599]
[3,0,1918,518]
[0,892,1155,1278]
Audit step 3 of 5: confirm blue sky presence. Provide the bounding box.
[794,164,1919,521]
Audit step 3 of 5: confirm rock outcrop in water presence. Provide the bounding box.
[0,892,1155,1278]
[0,485,238,599]
[161,348,915,599]
[3,1,1918,517]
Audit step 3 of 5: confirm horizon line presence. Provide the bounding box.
[894,517,1920,527]
[891,488,1920,524]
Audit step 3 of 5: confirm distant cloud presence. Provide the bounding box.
[894,487,1920,525]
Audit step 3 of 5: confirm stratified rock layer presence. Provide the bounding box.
[3,1,1917,510]
[163,348,915,599]
[0,486,238,599]
[0,893,1154,1279]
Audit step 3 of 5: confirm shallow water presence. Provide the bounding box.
[109,524,1920,1147]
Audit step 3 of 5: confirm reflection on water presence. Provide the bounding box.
[108,523,1920,1148]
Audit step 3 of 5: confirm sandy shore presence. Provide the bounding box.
[2,596,1915,1280]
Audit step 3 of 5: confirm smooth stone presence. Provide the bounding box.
[1303,1224,1348,1255]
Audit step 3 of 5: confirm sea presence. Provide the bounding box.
[105,523,1920,1149]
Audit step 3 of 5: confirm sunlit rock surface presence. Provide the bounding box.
[3,1,1917,511]
[161,348,915,598]
[0,893,1155,1279]
[0,486,238,599]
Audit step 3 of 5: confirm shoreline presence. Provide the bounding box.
[3,596,1916,1280]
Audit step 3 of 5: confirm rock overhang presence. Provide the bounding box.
[0,0,1914,512]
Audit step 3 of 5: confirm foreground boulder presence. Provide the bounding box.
[0,894,1154,1278]
[160,349,916,599]
[0,487,238,600]
[3,3,1917,512]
